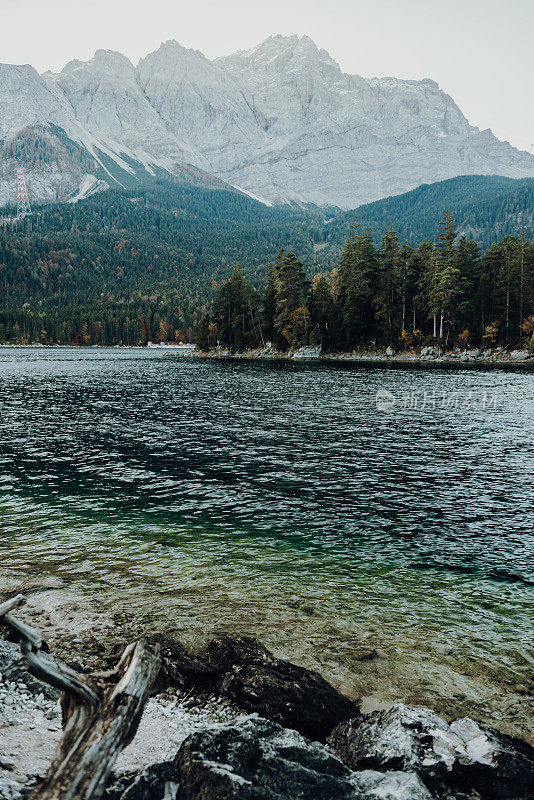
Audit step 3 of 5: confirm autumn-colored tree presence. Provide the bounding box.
[482,321,499,345]
[282,306,311,347]
[521,315,534,350]
[156,320,174,343]
[400,329,413,349]
[458,329,470,347]
[208,323,218,345]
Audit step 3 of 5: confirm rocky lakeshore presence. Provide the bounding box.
[1,602,533,800]
[188,345,534,366]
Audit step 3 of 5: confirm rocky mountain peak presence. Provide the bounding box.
[137,39,216,80]
[0,63,72,140]
[61,50,135,79]
[220,33,342,82]
[1,34,534,208]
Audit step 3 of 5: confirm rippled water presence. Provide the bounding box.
[0,348,533,732]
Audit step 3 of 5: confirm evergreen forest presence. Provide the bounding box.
[199,215,534,353]
[0,175,532,347]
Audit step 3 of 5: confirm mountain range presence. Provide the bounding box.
[1,34,534,209]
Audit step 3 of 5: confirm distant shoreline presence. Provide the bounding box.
[2,343,533,368]
[190,347,534,368]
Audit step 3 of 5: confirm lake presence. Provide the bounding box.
[0,347,532,738]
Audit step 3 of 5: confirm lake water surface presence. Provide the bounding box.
[0,348,532,736]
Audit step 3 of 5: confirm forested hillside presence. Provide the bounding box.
[0,175,532,345]
[0,184,332,344]
[333,176,534,250]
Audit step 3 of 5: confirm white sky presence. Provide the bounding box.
[1,0,532,152]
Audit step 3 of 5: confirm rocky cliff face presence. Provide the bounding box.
[1,34,533,208]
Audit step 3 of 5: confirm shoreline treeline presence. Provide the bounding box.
[197,214,534,352]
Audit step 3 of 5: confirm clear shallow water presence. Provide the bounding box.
[0,348,533,730]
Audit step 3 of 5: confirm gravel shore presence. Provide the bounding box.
[0,637,240,800]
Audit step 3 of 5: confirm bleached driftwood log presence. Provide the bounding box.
[0,594,160,800]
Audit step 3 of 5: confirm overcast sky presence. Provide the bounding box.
[1,0,532,153]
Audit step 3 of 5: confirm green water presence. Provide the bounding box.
[0,347,532,736]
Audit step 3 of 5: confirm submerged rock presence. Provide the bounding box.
[206,635,359,740]
[328,703,534,799]
[174,715,433,799]
[102,634,218,695]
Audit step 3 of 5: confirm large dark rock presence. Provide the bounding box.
[148,636,218,694]
[174,715,434,799]
[105,762,178,800]
[328,704,534,800]
[103,635,217,695]
[206,635,359,741]
[207,637,274,669]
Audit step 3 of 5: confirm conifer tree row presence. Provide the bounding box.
[199,214,534,352]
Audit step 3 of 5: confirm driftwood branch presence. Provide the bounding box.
[0,594,160,800]
[1,594,100,705]
[0,594,28,618]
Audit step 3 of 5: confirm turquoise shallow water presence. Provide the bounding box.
[0,347,532,733]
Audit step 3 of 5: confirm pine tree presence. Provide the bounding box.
[498,237,520,339]
[398,243,416,334]
[261,256,280,344]
[376,225,402,340]
[517,229,528,328]
[273,251,309,348]
[334,221,377,348]
[413,239,435,333]
[196,314,212,351]
[454,235,480,336]
[308,274,334,347]
[434,212,460,341]
[212,265,260,351]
